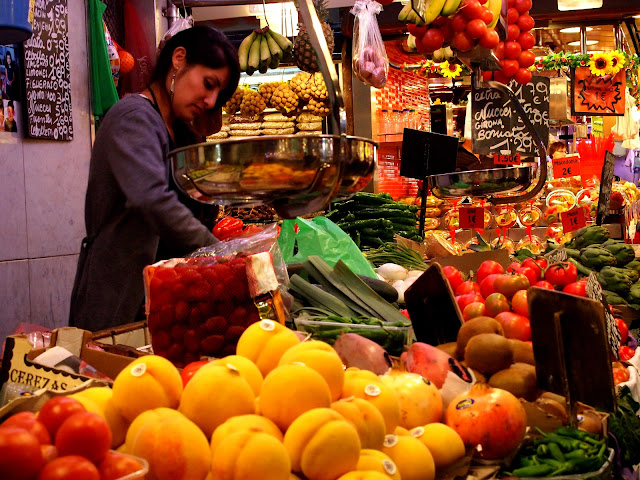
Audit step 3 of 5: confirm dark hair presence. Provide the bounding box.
[152,26,240,110]
[548,141,567,157]
[6,100,14,110]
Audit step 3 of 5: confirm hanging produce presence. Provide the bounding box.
[237,26,293,75]
[351,0,389,89]
[293,0,335,72]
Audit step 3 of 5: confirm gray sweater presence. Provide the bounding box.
[69,95,217,331]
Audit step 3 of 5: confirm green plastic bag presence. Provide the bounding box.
[278,216,377,278]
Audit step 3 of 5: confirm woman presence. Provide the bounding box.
[5,51,17,101]
[69,26,240,331]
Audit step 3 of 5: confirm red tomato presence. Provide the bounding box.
[482,70,494,82]
[514,67,532,85]
[507,24,520,41]
[457,292,485,311]
[1,411,52,445]
[432,15,449,27]
[463,302,487,321]
[456,280,481,296]
[485,292,510,317]
[534,280,554,290]
[504,41,522,60]
[375,0,394,4]
[479,29,500,49]
[562,281,587,297]
[493,70,512,83]
[453,31,474,52]
[440,23,454,42]
[181,360,210,387]
[38,455,100,480]
[494,41,505,60]
[518,50,535,68]
[495,312,531,341]
[476,260,505,284]
[544,262,577,287]
[613,367,630,385]
[517,14,535,32]
[515,266,537,286]
[517,31,536,50]
[619,346,635,362]
[507,7,519,23]
[480,273,501,298]
[514,0,532,14]
[521,257,545,280]
[406,23,424,37]
[506,261,521,274]
[98,451,145,480]
[616,318,629,343]
[37,397,86,440]
[55,412,111,463]
[442,265,465,292]
[450,13,468,33]
[423,28,445,51]
[480,7,494,25]
[494,273,530,298]
[41,444,57,464]
[0,427,44,480]
[461,0,484,20]
[511,289,529,317]
[466,18,487,39]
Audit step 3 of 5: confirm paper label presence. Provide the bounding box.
[494,154,521,165]
[260,320,275,332]
[544,246,568,263]
[383,434,398,448]
[411,426,425,438]
[365,384,381,397]
[561,208,587,233]
[131,363,146,377]
[459,207,484,229]
[552,154,581,178]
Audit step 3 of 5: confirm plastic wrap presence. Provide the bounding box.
[350,0,388,89]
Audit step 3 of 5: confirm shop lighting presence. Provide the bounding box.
[559,27,593,33]
[557,0,603,10]
[567,40,598,46]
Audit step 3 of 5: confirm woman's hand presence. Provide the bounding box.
[191,108,223,136]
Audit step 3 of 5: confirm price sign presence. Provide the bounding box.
[544,246,568,263]
[561,208,587,233]
[586,272,621,359]
[552,154,581,179]
[494,154,522,165]
[459,207,484,229]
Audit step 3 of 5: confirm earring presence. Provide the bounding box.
[170,70,177,101]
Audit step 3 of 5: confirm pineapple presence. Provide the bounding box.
[293,0,334,73]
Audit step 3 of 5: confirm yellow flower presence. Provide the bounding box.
[440,60,462,78]
[609,51,625,75]
[588,52,613,76]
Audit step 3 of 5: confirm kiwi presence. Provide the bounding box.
[509,339,535,365]
[464,333,513,375]
[489,365,537,400]
[436,342,458,358]
[456,316,504,358]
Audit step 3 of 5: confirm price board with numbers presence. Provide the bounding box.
[494,154,521,166]
[561,208,587,233]
[596,151,617,225]
[552,154,580,179]
[586,272,621,359]
[23,0,73,141]
[459,207,485,229]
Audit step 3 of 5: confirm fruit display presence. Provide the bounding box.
[237,27,293,75]
[239,88,268,118]
[293,0,334,72]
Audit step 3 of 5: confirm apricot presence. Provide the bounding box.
[122,407,179,454]
[331,397,386,449]
[210,355,263,396]
[111,355,183,423]
[210,414,283,455]
[337,472,393,480]
[356,449,401,479]
[410,423,465,469]
[381,434,435,480]
[236,319,300,376]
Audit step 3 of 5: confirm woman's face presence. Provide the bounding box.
[5,53,11,65]
[172,64,230,122]
[552,148,566,159]
[7,106,14,120]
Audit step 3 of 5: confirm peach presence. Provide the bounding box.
[331,397,386,449]
[210,355,263,396]
[380,434,435,480]
[356,449,401,480]
[210,414,282,455]
[236,320,300,376]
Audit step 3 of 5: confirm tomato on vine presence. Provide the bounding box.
[544,262,578,287]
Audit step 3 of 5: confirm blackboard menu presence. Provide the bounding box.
[596,151,616,225]
[23,0,73,141]
[471,77,549,156]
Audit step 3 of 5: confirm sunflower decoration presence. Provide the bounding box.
[588,52,613,76]
[609,51,626,76]
[440,61,463,79]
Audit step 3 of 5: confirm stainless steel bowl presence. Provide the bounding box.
[337,136,378,197]
[428,166,532,199]
[170,135,343,218]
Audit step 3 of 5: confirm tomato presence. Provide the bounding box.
[500,59,519,78]
[440,23,455,42]
[479,29,500,49]
[450,13,468,33]
[1,411,51,445]
[495,312,531,341]
[463,302,487,321]
[479,273,500,298]
[613,367,630,385]
[432,15,449,27]
[442,266,464,292]
[562,280,587,297]
[507,24,520,41]
[516,13,535,32]
[476,260,505,284]
[466,18,487,39]
[453,31,474,52]
[55,412,111,463]
[494,41,504,60]
[514,66,532,85]
[504,41,522,60]
[98,451,145,480]
[515,266,537,286]
[544,262,577,287]
[0,427,44,480]
[461,0,484,20]
[456,280,481,296]
[37,397,86,440]
[518,50,535,68]
[180,360,210,387]
[507,7,519,23]
[456,292,485,311]
[423,28,445,52]
[534,280,554,290]
[619,345,635,362]
[511,289,528,317]
[406,23,425,37]
[485,292,510,317]
[480,7,494,25]
[506,261,521,274]
[41,444,57,464]
[493,70,512,83]
[522,257,546,276]
[514,0,532,14]
[616,318,629,343]
[517,31,536,50]
[482,70,494,82]
[494,273,530,298]
[375,0,394,4]
[39,455,100,480]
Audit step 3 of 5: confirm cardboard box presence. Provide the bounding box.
[0,327,135,396]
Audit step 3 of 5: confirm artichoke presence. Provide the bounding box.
[603,289,628,306]
[598,266,633,295]
[621,267,640,284]
[565,248,581,260]
[601,241,636,266]
[627,282,640,305]
[566,225,610,250]
[625,259,640,275]
[580,246,617,270]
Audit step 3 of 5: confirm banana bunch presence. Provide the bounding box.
[238,27,293,76]
[398,3,426,26]
[398,0,464,26]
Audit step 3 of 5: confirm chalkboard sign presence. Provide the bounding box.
[586,272,621,358]
[596,151,616,225]
[400,128,458,179]
[23,0,73,141]
[471,77,549,156]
